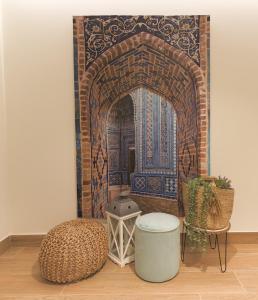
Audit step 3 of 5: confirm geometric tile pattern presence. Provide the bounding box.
[132,173,177,198]
[84,15,200,68]
[108,149,120,171]
[134,176,146,191]
[129,87,177,199]
[147,176,162,193]
[164,177,177,194]
[109,171,129,186]
[131,88,177,175]
[145,92,153,164]
[109,172,122,186]
[160,100,169,166]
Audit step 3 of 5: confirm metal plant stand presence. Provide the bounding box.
[181,220,230,273]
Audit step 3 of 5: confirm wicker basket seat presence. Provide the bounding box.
[39,219,108,283]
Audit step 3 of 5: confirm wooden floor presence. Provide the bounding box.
[1,242,258,299]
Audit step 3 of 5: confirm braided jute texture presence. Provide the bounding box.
[182,183,234,230]
[39,219,108,283]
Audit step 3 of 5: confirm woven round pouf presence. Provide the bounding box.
[39,219,108,283]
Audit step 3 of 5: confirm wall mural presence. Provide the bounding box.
[73,15,210,218]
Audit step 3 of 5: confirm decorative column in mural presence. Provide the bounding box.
[130,88,177,198]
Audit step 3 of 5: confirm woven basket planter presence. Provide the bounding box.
[39,219,108,283]
[182,179,234,230]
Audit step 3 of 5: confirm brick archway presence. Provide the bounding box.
[74,25,208,218]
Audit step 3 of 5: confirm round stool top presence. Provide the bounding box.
[136,213,180,232]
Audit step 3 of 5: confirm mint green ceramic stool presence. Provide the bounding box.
[135,212,180,282]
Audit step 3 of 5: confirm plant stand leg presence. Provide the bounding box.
[215,232,228,273]
[209,234,217,249]
[181,222,187,262]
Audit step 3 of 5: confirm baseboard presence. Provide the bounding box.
[0,232,258,254]
[10,234,45,247]
[228,232,258,244]
[0,236,11,255]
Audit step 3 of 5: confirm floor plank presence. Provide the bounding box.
[0,295,201,300]
[200,294,258,300]
[0,274,63,296]
[62,271,242,295]
[1,244,258,298]
[234,270,258,293]
[181,252,258,272]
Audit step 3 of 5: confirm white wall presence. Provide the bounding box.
[1,0,78,234]
[1,0,258,233]
[0,1,9,241]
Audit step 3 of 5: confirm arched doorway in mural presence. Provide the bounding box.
[107,87,178,208]
[107,95,135,201]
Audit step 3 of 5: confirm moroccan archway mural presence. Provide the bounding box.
[73,15,210,218]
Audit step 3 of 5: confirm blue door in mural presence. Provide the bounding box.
[107,88,177,201]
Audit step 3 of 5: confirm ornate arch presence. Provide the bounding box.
[74,17,209,217]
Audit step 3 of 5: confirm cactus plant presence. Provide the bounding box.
[215,176,231,189]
